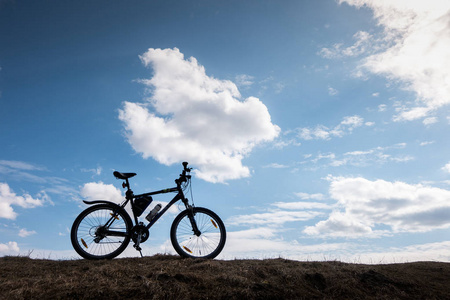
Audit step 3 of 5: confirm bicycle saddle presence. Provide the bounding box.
[113,171,137,180]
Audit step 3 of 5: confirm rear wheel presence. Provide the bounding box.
[170,207,226,259]
[71,204,132,260]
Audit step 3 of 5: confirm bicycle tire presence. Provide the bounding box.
[71,204,133,260]
[170,207,226,259]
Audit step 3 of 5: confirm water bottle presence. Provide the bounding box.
[145,204,162,222]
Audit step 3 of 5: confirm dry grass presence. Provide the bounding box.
[0,255,449,299]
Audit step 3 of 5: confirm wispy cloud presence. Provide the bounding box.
[300,143,413,169]
[263,163,289,169]
[273,201,331,210]
[336,0,450,121]
[296,115,366,140]
[235,74,254,87]
[423,117,438,126]
[18,228,37,238]
[318,31,374,59]
[293,192,325,201]
[81,166,102,176]
[328,86,339,96]
[227,210,322,227]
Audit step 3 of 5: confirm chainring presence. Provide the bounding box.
[131,224,150,244]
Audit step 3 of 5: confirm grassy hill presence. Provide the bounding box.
[1,255,449,299]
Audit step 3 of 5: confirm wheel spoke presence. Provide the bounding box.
[71,205,131,259]
[171,208,226,259]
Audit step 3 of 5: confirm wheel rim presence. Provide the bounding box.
[75,207,129,258]
[174,211,223,258]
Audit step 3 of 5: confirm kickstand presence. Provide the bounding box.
[134,233,144,258]
[134,244,143,257]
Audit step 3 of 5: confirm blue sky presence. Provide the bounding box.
[1,0,450,262]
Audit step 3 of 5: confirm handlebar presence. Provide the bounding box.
[176,162,192,186]
[182,161,192,173]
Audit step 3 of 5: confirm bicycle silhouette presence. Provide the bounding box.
[71,162,226,259]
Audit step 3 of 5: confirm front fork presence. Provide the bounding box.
[186,204,201,236]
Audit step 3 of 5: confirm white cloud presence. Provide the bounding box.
[294,192,325,201]
[302,143,413,168]
[0,183,48,220]
[328,86,339,96]
[442,162,450,173]
[81,166,102,176]
[80,182,123,203]
[273,201,331,210]
[319,30,373,59]
[304,211,380,238]
[420,141,435,146]
[339,0,450,121]
[119,48,280,183]
[263,163,289,169]
[221,226,350,260]
[305,176,450,238]
[423,117,438,126]
[356,241,450,263]
[18,228,37,238]
[0,241,20,256]
[0,160,47,183]
[297,115,365,140]
[227,210,322,226]
[235,74,254,87]
[0,160,43,171]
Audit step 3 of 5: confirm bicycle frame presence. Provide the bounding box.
[117,176,200,236]
[136,187,184,228]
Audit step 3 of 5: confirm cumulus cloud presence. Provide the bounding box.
[0,183,48,220]
[297,115,366,140]
[442,162,450,173]
[80,182,123,203]
[119,48,280,183]
[305,176,450,238]
[304,211,377,237]
[0,241,20,256]
[337,0,450,121]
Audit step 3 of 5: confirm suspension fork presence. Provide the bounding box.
[187,205,201,236]
[181,196,201,236]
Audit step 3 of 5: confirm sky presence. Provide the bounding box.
[1,0,450,263]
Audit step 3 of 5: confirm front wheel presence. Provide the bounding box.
[170,207,226,259]
[71,204,133,260]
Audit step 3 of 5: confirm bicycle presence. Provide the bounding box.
[71,162,226,260]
